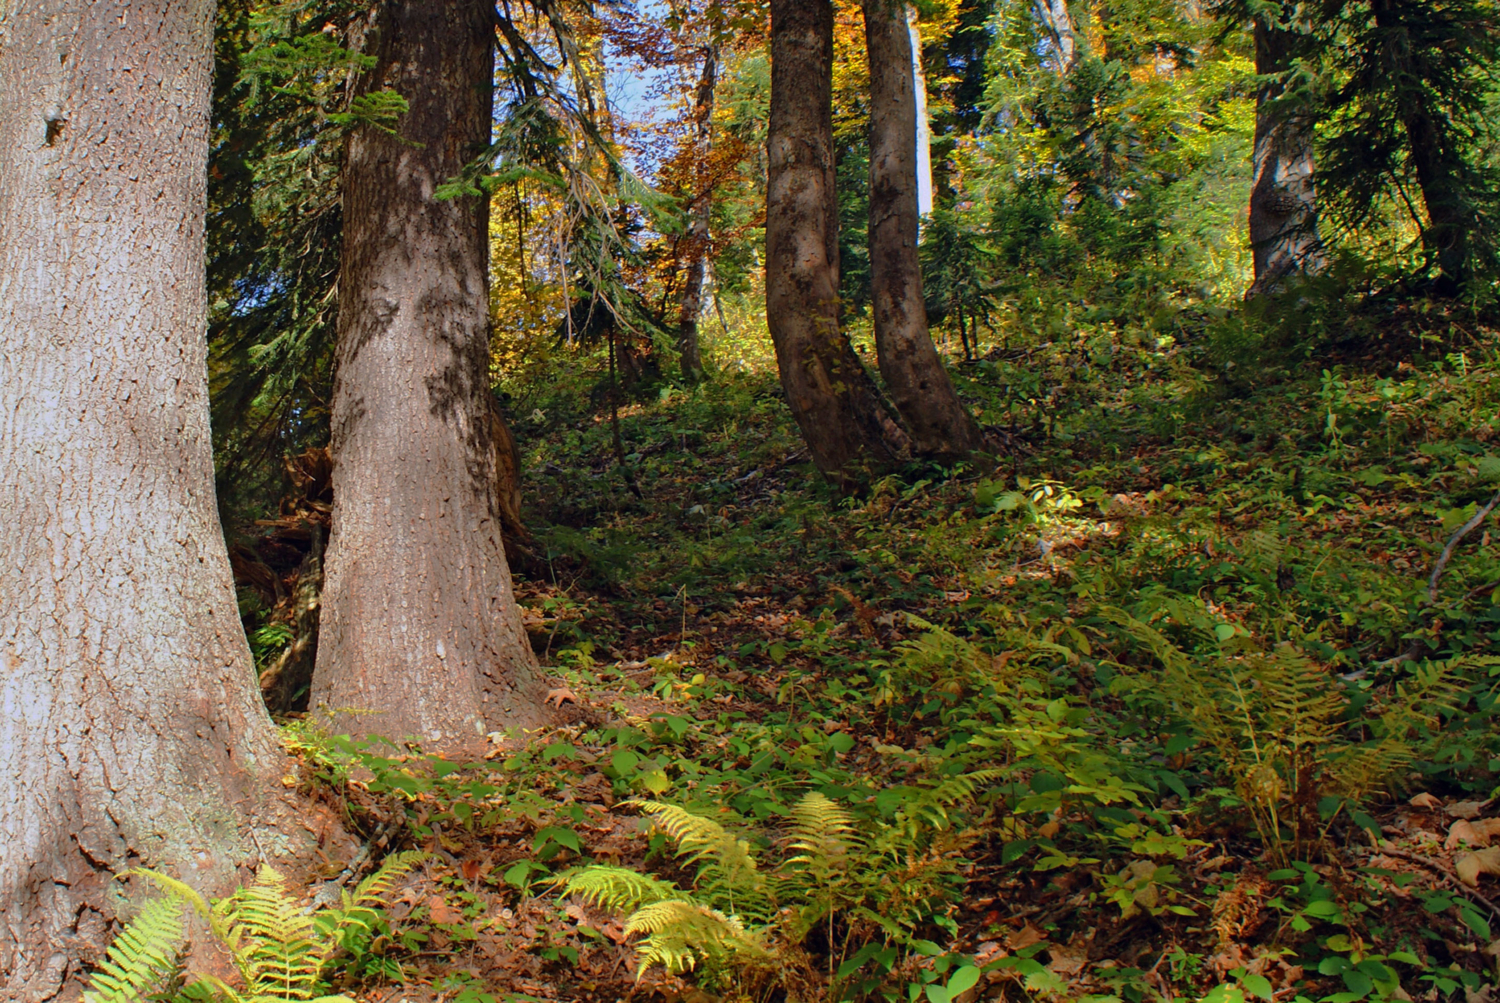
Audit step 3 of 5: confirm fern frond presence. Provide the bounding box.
[350,850,425,907]
[82,897,184,1003]
[563,864,682,913]
[625,899,773,975]
[221,865,325,1000]
[625,800,772,919]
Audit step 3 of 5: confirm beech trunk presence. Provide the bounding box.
[313,0,549,747]
[767,0,909,487]
[1247,18,1323,296]
[0,1,286,995]
[864,0,983,461]
[676,44,718,384]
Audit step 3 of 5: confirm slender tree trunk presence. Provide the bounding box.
[1368,0,1469,292]
[1247,17,1323,296]
[676,43,718,384]
[314,0,549,748]
[0,1,287,994]
[864,0,983,461]
[767,0,909,487]
[906,7,934,215]
[1034,0,1078,74]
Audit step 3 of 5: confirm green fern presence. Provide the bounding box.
[218,865,325,1000]
[82,897,185,1003]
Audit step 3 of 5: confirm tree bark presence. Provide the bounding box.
[1247,17,1323,296]
[676,43,718,384]
[864,0,983,462]
[1034,0,1078,74]
[767,0,909,487]
[0,1,286,994]
[1368,0,1470,292]
[314,0,549,748]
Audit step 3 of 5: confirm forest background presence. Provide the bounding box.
[5,0,1500,1002]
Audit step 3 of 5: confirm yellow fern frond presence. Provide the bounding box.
[351,850,425,907]
[624,899,773,976]
[82,897,184,1003]
[625,800,771,919]
[221,865,325,1000]
[563,864,682,913]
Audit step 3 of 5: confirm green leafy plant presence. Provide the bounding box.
[82,852,424,1003]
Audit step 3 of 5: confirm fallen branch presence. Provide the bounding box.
[1376,844,1500,922]
[1427,486,1500,603]
[1374,486,1500,668]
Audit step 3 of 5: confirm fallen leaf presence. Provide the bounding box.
[1447,799,1492,820]
[545,686,578,707]
[428,895,463,925]
[1455,847,1500,887]
[460,858,482,881]
[1047,946,1087,976]
[1038,819,1061,839]
[1448,819,1500,849]
[1410,792,1443,809]
[1006,923,1046,950]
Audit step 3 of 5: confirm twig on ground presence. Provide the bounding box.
[1376,844,1500,922]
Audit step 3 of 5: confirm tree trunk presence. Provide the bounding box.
[1247,17,1323,296]
[0,1,286,994]
[1034,0,1078,74]
[906,8,934,215]
[676,44,718,384]
[314,0,549,748]
[767,0,909,487]
[864,0,983,461]
[1368,0,1470,292]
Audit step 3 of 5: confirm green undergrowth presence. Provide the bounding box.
[99,317,1500,1001]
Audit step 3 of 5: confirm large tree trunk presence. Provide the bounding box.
[0,1,286,994]
[864,0,983,462]
[314,0,549,748]
[767,0,909,487]
[676,43,718,384]
[1247,17,1323,296]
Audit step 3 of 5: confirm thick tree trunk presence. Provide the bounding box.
[676,44,718,384]
[1247,18,1323,296]
[864,0,983,462]
[0,1,286,995]
[767,0,909,487]
[314,0,549,747]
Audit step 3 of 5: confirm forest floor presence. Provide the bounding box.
[268,325,1500,1003]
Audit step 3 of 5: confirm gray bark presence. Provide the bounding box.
[1247,19,1323,296]
[767,0,910,488]
[1034,0,1078,74]
[865,0,983,461]
[313,0,549,748]
[0,1,285,994]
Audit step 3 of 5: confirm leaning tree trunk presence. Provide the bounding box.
[675,43,718,384]
[864,0,983,461]
[767,0,909,487]
[1247,17,1323,296]
[0,1,287,995]
[313,0,549,747]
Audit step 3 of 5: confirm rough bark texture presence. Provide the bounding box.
[1247,19,1323,296]
[864,0,983,462]
[314,0,549,747]
[0,1,286,995]
[675,45,718,385]
[767,0,909,487]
